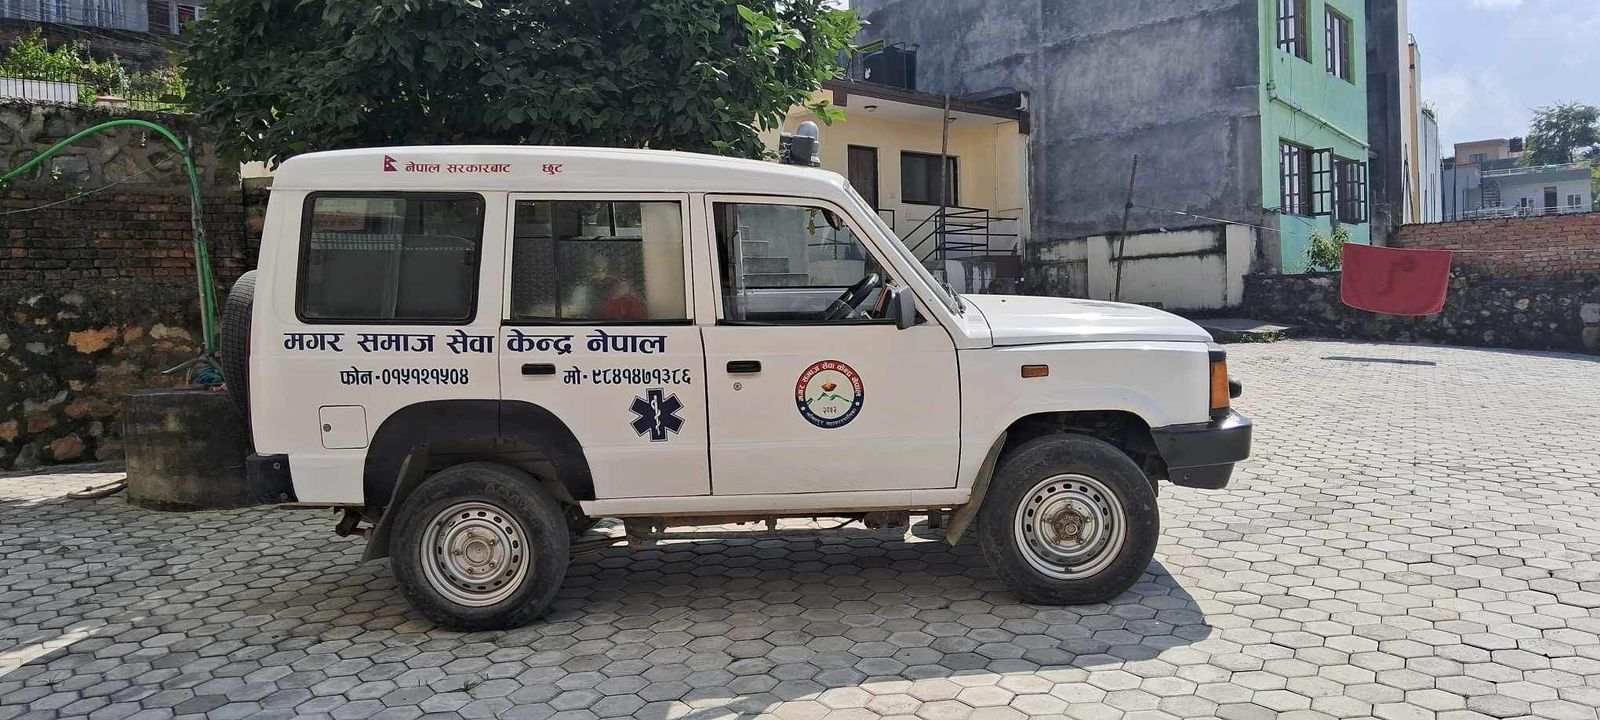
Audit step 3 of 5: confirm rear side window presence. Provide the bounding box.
[298,194,484,323]
[508,200,687,322]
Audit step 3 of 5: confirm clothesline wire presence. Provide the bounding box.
[0,163,167,216]
[1131,203,1600,254]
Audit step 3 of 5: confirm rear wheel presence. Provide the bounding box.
[390,462,570,629]
[977,434,1159,604]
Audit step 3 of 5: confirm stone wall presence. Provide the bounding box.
[0,101,252,470]
[0,284,205,470]
[1393,213,1600,279]
[1242,271,1600,355]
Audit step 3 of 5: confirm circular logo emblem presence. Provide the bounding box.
[796,360,865,429]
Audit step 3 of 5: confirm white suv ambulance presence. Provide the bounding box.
[224,145,1251,629]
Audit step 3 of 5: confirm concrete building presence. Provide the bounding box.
[0,1,204,34]
[0,1,205,70]
[765,77,1031,292]
[851,0,1376,312]
[1419,106,1443,223]
[1365,0,1411,239]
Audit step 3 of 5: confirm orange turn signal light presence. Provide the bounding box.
[1209,359,1230,411]
[1021,364,1050,379]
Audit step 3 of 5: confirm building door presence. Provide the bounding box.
[847,146,879,209]
[1544,186,1559,213]
[700,195,960,495]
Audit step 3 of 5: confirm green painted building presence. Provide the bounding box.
[1260,0,1373,272]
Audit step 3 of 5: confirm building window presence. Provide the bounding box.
[1280,142,1313,217]
[298,194,484,323]
[1333,157,1368,224]
[1571,194,1584,209]
[901,152,958,206]
[1469,153,1488,165]
[1277,0,1309,61]
[1325,8,1353,82]
[508,200,687,322]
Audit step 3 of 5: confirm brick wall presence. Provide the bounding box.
[0,190,252,288]
[0,101,254,287]
[1393,213,1600,280]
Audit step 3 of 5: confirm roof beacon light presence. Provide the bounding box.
[781,121,822,167]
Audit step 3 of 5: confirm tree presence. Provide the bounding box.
[1521,102,1600,166]
[181,0,859,164]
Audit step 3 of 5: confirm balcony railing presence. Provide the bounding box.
[1459,204,1592,220]
[1481,161,1593,179]
[0,2,145,32]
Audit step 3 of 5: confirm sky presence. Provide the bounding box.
[1410,0,1600,150]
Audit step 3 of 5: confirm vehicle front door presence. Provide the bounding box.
[497,194,709,499]
[699,196,961,495]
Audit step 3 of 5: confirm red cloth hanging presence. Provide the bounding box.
[1340,243,1453,316]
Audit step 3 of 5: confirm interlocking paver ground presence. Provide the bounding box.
[3,339,1599,719]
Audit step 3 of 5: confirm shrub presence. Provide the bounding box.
[1304,224,1351,272]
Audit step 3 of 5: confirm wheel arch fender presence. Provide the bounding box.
[359,399,592,561]
[946,408,1162,545]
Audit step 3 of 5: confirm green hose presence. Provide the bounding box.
[0,119,222,358]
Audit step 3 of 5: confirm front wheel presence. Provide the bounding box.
[390,462,570,629]
[977,434,1159,605]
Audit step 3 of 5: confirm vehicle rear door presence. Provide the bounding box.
[496,194,709,499]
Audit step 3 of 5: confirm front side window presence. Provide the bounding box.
[714,202,891,324]
[901,152,958,206]
[1277,0,1309,61]
[1325,8,1353,81]
[298,194,483,323]
[509,200,687,322]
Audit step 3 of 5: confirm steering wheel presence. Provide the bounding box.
[822,273,883,321]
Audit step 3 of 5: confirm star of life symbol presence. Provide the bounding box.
[629,388,684,442]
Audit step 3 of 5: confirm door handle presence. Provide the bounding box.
[522,363,556,376]
[727,360,762,374]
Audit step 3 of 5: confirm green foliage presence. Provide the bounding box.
[1521,102,1600,166]
[1304,224,1351,272]
[180,0,862,164]
[0,29,185,106]
[0,29,87,82]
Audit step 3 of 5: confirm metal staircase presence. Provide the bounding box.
[901,206,1023,292]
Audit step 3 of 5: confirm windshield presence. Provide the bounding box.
[841,185,963,313]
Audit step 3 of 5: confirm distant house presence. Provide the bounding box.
[765,50,1031,293]
[0,1,205,70]
[1442,137,1593,220]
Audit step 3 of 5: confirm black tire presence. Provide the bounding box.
[390,462,570,630]
[977,434,1159,605]
[220,270,256,421]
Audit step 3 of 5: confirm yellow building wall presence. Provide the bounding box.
[763,90,1027,243]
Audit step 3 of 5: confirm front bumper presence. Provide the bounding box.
[1151,410,1253,489]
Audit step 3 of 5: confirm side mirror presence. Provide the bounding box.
[889,287,917,330]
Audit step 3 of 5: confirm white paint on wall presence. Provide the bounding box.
[1036,225,1257,311]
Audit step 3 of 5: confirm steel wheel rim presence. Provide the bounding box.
[419,501,530,607]
[1013,473,1127,580]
